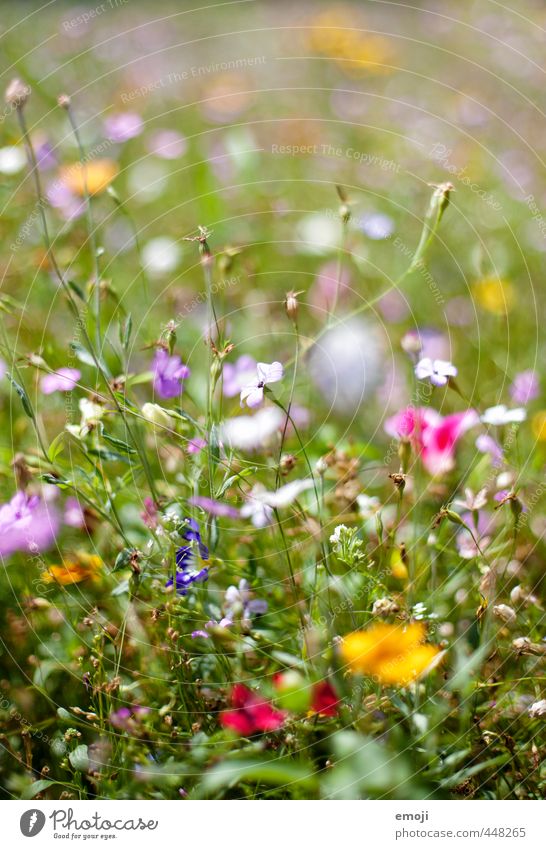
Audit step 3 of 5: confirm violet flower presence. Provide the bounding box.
[152,349,190,399]
[224,579,267,627]
[110,705,150,733]
[0,491,59,557]
[40,367,80,395]
[510,370,539,405]
[223,354,257,398]
[475,433,503,466]
[147,130,187,159]
[189,495,240,519]
[166,518,209,596]
[240,361,283,408]
[415,357,457,387]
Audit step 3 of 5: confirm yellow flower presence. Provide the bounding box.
[473,276,514,315]
[42,552,102,585]
[532,411,546,441]
[340,622,440,686]
[60,159,118,196]
[307,8,392,76]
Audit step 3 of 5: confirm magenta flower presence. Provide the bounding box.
[415,357,457,387]
[110,704,150,733]
[0,491,59,558]
[152,349,190,399]
[240,361,284,408]
[510,370,539,404]
[189,495,240,519]
[40,367,81,395]
[385,407,478,475]
[104,112,143,143]
[187,437,207,454]
[223,354,257,397]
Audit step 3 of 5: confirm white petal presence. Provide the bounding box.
[415,358,433,379]
[258,361,284,385]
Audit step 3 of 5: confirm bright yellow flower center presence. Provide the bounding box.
[341,622,440,686]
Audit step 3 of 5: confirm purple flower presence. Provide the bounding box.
[187,437,207,454]
[240,361,284,408]
[224,579,267,627]
[510,370,539,405]
[0,491,59,558]
[110,705,150,732]
[415,357,457,387]
[189,495,240,519]
[64,497,86,528]
[224,355,258,398]
[40,367,81,395]
[147,130,187,159]
[104,112,143,143]
[152,349,190,399]
[475,434,503,466]
[166,518,209,596]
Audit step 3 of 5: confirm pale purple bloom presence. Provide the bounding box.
[40,367,80,395]
[415,357,457,387]
[224,579,267,626]
[147,130,187,159]
[110,704,150,732]
[47,180,85,220]
[476,433,503,466]
[510,370,539,405]
[223,355,257,398]
[358,212,395,240]
[456,511,495,559]
[240,361,283,408]
[189,495,240,519]
[64,497,86,528]
[35,137,56,170]
[191,629,210,639]
[481,405,526,426]
[104,112,143,143]
[152,349,190,399]
[0,359,6,380]
[187,437,207,454]
[0,491,59,558]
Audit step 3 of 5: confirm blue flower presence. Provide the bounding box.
[166,518,209,596]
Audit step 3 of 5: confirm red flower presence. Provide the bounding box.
[310,680,339,717]
[220,684,286,735]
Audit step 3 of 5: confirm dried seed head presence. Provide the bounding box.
[493,603,516,625]
[5,78,31,108]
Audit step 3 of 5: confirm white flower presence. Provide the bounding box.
[240,479,315,528]
[529,699,546,718]
[221,407,283,451]
[481,404,526,426]
[0,146,26,175]
[329,525,347,545]
[240,361,284,408]
[415,357,457,387]
[142,236,181,276]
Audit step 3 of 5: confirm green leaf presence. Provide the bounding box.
[67,280,86,301]
[118,314,132,350]
[48,432,65,462]
[102,433,136,455]
[440,754,509,789]
[69,744,89,772]
[88,447,131,464]
[7,374,34,419]
[201,758,317,796]
[22,779,65,800]
[113,548,135,572]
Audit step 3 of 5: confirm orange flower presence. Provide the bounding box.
[60,159,118,196]
[42,552,102,585]
[340,622,440,686]
[307,8,393,76]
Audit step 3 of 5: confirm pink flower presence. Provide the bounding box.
[104,112,143,143]
[40,367,80,395]
[240,361,283,408]
[510,370,539,404]
[0,491,59,558]
[220,684,286,735]
[64,497,86,528]
[385,406,478,475]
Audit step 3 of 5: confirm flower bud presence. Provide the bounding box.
[5,78,31,108]
[285,290,299,322]
[493,603,516,625]
[141,403,174,430]
[372,597,400,617]
[57,94,71,109]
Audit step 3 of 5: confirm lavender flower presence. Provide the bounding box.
[415,357,457,387]
[147,130,187,159]
[189,495,240,519]
[152,349,190,399]
[104,112,143,143]
[240,361,283,408]
[510,370,539,404]
[0,491,59,558]
[40,367,80,395]
[224,579,267,626]
[223,354,257,397]
[64,497,86,528]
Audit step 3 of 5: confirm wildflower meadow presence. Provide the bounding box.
[0,0,544,816]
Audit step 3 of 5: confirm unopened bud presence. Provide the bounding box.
[372,597,400,617]
[493,604,516,625]
[285,290,299,322]
[57,94,71,109]
[280,453,297,474]
[5,78,31,108]
[141,403,174,430]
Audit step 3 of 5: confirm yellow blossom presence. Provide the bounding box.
[307,8,393,76]
[60,159,118,196]
[532,411,546,441]
[473,276,514,315]
[42,552,102,585]
[340,622,440,686]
